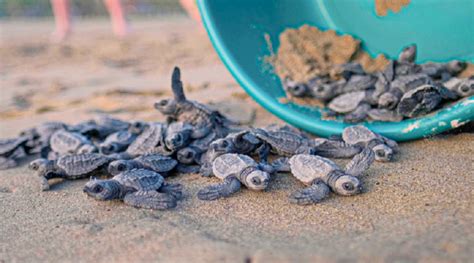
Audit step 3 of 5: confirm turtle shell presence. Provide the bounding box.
[212,154,257,180]
[126,123,165,155]
[342,125,379,147]
[289,154,340,185]
[0,137,28,156]
[135,154,177,173]
[50,130,90,154]
[328,91,366,113]
[113,168,164,191]
[56,153,110,176]
[253,129,307,156]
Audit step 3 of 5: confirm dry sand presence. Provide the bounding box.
[0,18,473,263]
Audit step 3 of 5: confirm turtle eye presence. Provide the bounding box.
[220,140,229,148]
[175,134,182,142]
[251,177,261,185]
[185,151,193,158]
[93,185,103,193]
[460,85,470,93]
[375,150,385,157]
[29,163,38,170]
[316,86,325,92]
[159,100,169,106]
[342,182,354,191]
[117,163,127,172]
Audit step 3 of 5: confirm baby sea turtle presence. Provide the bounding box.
[397,84,457,118]
[154,67,231,138]
[0,137,28,170]
[84,169,182,210]
[99,130,138,155]
[343,103,371,123]
[288,148,375,205]
[209,130,261,157]
[126,123,167,156]
[328,90,369,114]
[342,125,398,162]
[197,154,273,200]
[309,78,346,101]
[251,128,315,161]
[29,153,113,191]
[444,77,474,98]
[378,73,432,109]
[108,154,177,176]
[164,122,193,152]
[50,130,97,155]
[282,78,310,98]
[397,45,417,63]
[341,75,376,93]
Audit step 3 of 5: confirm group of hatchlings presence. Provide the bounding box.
[283,44,473,122]
[1,67,399,210]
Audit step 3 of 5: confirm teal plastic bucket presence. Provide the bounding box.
[197,0,474,141]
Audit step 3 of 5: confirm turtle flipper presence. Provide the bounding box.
[197,176,241,201]
[289,180,330,205]
[123,191,177,210]
[345,147,375,177]
[159,183,183,200]
[171,66,186,102]
[0,157,18,170]
[270,157,290,173]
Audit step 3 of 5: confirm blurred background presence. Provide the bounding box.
[0,0,183,17]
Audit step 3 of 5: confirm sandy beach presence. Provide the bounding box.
[0,18,473,262]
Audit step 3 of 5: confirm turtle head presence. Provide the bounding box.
[129,121,147,135]
[283,78,309,97]
[108,160,135,175]
[334,175,361,196]
[154,98,178,115]
[165,130,191,151]
[373,144,394,162]
[378,92,400,109]
[28,158,54,176]
[210,138,234,154]
[456,79,474,97]
[398,44,417,63]
[243,170,270,191]
[99,143,120,155]
[177,147,199,164]
[83,179,121,200]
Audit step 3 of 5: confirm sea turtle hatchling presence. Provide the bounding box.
[83,168,182,210]
[443,77,474,98]
[108,154,177,176]
[251,128,315,161]
[125,123,167,156]
[29,153,113,191]
[154,67,231,138]
[0,136,29,170]
[99,130,138,155]
[342,125,398,162]
[288,148,375,205]
[378,73,432,109]
[164,122,193,152]
[397,84,457,118]
[328,90,369,114]
[49,130,97,155]
[197,154,274,200]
